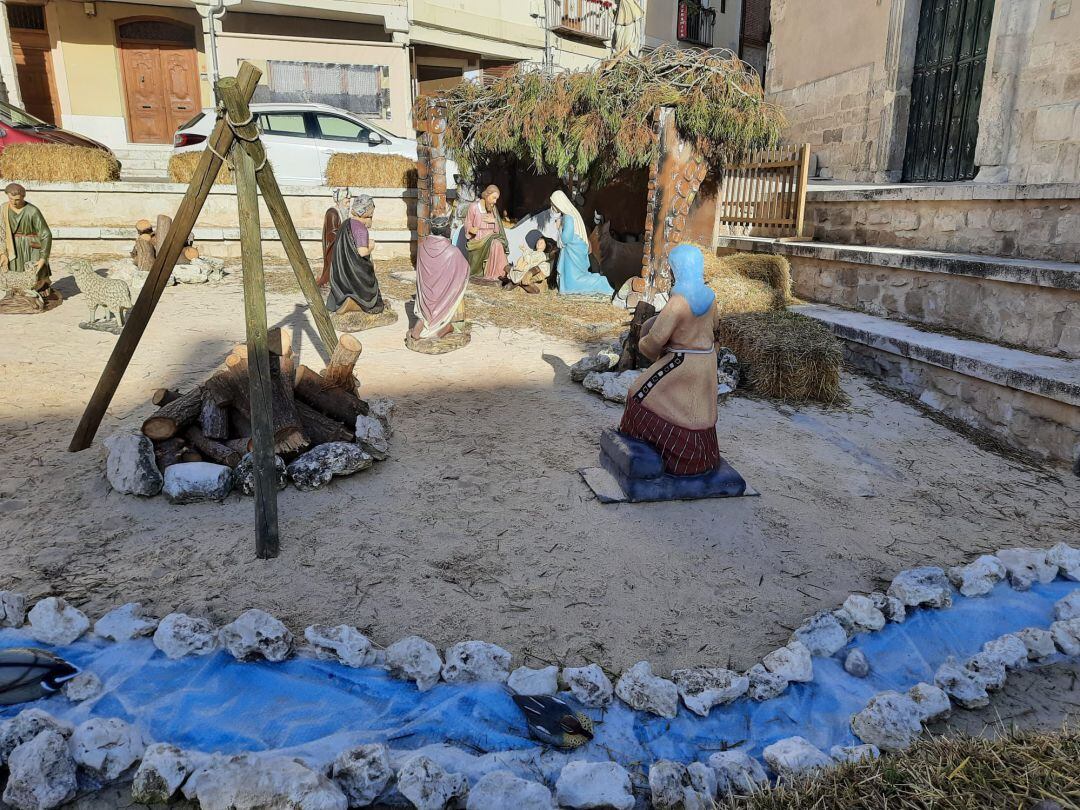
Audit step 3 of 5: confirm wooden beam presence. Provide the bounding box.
[68,63,261,452]
[232,124,280,560]
[216,75,338,355]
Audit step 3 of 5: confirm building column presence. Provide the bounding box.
[0,0,24,107]
[872,0,922,182]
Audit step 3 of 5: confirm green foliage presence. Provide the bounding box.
[418,46,784,187]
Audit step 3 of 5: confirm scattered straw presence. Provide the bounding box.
[0,143,120,183]
[704,249,789,316]
[168,153,233,185]
[325,153,417,188]
[717,311,844,405]
[720,729,1080,809]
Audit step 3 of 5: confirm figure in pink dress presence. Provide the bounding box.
[465,185,509,283]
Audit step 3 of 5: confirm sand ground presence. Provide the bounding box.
[0,262,1076,678]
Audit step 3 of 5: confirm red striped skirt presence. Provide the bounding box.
[619,395,721,476]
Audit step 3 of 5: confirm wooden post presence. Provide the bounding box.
[68,63,261,452]
[794,143,811,239]
[216,76,339,355]
[232,127,280,560]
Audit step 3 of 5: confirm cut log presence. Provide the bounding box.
[151,388,180,407]
[267,327,293,358]
[154,214,173,255]
[135,219,153,235]
[322,333,362,394]
[617,301,658,372]
[154,437,186,471]
[142,387,204,441]
[185,425,242,467]
[269,354,306,453]
[294,364,369,425]
[229,409,251,439]
[199,393,229,440]
[131,238,156,273]
[182,246,200,262]
[296,401,353,445]
[226,437,251,455]
[180,450,204,463]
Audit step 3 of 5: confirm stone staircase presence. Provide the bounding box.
[112,144,173,180]
[716,181,1080,472]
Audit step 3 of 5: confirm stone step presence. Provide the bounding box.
[717,237,1080,358]
[794,303,1080,469]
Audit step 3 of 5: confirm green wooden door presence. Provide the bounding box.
[902,0,995,182]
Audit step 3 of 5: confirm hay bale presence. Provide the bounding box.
[0,143,120,183]
[168,153,233,185]
[325,153,417,188]
[717,252,791,307]
[702,249,789,316]
[717,311,844,405]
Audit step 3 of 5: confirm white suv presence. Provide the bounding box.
[173,102,458,187]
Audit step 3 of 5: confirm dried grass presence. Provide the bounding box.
[325,153,417,188]
[168,152,233,185]
[720,729,1080,809]
[703,250,789,316]
[0,143,120,183]
[717,310,844,405]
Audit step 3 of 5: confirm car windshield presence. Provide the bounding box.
[0,100,51,128]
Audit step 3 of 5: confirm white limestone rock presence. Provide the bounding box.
[850,691,923,752]
[763,641,814,683]
[103,432,163,496]
[614,661,680,718]
[355,415,390,461]
[386,636,443,691]
[1048,543,1080,581]
[762,736,833,777]
[367,396,395,437]
[162,462,233,504]
[582,370,639,404]
[186,753,347,810]
[507,665,559,696]
[442,641,512,684]
[1051,617,1080,656]
[934,658,990,709]
[61,671,102,702]
[671,667,750,716]
[152,613,218,660]
[467,770,555,810]
[70,717,145,782]
[996,548,1058,591]
[869,592,907,623]
[1054,591,1080,621]
[1016,627,1058,661]
[234,452,288,496]
[964,651,1007,691]
[562,664,614,708]
[834,595,886,633]
[331,743,392,808]
[708,750,768,796]
[305,624,379,668]
[648,760,715,810]
[844,649,870,678]
[555,761,634,810]
[746,664,788,702]
[887,567,952,609]
[0,710,73,764]
[907,682,951,723]
[2,730,78,810]
[792,612,848,656]
[717,348,740,397]
[830,744,880,764]
[947,555,1006,598]
[288,443,373,491]
[396,754,468,810]
[219,609,294,663]
[131,743,192,804]
[27,597,90,646]
[0,590,27,627]
[93,602,158,641]
[981,634,1030,670]
[570,353,615,383]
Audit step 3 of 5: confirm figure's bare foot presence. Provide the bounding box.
[435,324,453,338]
[408,321,425,340]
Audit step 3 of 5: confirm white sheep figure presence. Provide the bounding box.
[0,266,45,309]
[70,259,132,325]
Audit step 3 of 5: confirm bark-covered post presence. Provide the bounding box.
[415,98,449,240]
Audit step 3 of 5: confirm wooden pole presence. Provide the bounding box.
[232,126,280,560]
[794,143,811,239]
[216,76,339,355]
[69,63,261,452]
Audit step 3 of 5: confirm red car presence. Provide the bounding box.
[0,100,115,156]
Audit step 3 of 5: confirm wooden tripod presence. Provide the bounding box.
[68,63,339,559]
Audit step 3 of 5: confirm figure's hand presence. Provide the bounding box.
[368,239,377,254]
[34,259,46,271]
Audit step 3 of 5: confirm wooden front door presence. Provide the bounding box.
[7,4,60,124]
[902,0,995,182]
[118,20,199,144]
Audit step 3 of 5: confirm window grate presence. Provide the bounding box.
[8,4,46,31]
[254,60,392,120]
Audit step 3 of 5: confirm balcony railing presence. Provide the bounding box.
[546,0,615,44]
[677,0,716,47]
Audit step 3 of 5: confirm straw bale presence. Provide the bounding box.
[0,143,120,183]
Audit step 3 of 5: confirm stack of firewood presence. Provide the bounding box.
[141,329,368,472]
[132,214,199,273]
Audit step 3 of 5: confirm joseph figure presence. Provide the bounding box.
[0,183,52,290]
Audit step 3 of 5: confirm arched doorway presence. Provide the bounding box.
[117,18,200,144]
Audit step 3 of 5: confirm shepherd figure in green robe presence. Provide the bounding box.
[1,183,52,291]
